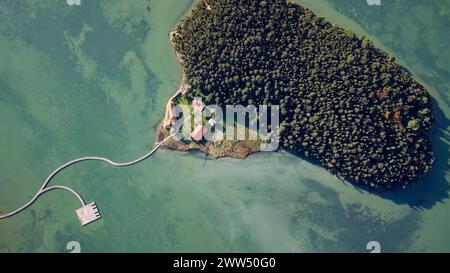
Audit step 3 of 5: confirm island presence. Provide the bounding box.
[157,0,434,189]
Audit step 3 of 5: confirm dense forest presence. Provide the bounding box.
[171,0,434,188]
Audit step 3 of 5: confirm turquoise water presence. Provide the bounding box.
[0,0,448,252]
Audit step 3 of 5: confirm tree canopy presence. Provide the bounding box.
[172,0,434,189]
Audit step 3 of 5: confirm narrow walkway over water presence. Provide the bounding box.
[0,134,175,220]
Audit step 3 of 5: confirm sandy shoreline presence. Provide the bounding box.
[159,0,203,130]
[156,0,262,159]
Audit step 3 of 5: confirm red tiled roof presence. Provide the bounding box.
[192,100,204,112]
[191,125,204,141]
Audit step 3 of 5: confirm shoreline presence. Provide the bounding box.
[156,0,263,160]
[155,0,434,189]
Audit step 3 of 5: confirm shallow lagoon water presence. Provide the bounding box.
[0,0,448,252]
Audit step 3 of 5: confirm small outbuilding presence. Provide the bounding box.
[192,99,204,113]
[191,124,204,142]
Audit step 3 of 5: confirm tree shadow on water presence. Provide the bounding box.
[285,94,449,210]
[377,96,450,210]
